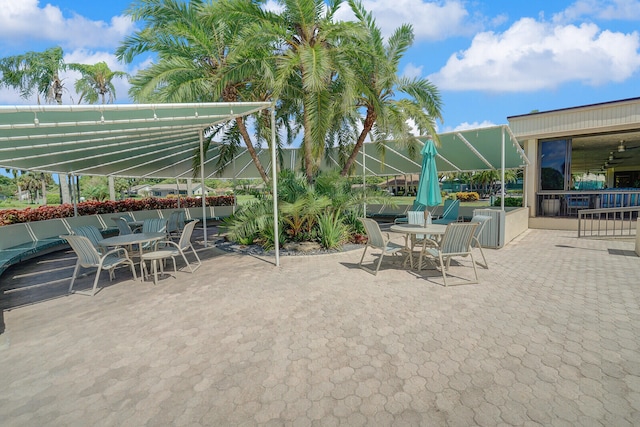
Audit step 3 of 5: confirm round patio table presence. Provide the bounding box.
[390,223,447,269]
[100,232,166,280]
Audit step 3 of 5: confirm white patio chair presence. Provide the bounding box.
[61,234,137,296]
[146,220,202,275]
[358,218,407,275]
[418,222,479,286]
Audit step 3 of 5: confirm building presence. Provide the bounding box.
[508,97,640,228]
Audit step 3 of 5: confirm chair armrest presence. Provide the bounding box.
[104,247,130,259]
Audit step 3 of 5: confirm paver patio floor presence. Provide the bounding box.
[1,228,640,426]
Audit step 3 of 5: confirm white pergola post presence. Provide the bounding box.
[501,127,506,211]
[271,106,280,266]
[199,129,208,246]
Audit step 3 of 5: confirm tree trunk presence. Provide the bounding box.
[236,116,270,185]
[59,173,71,204]
[302,105,314,184]
[341,107,376,176]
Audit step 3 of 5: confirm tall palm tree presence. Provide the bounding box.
[339,0,443,176]
[0,47,67,104]
[72,62,128,104]
[227,0,366,183]
[117,0,279,184]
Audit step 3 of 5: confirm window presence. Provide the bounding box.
[540,139,571,190]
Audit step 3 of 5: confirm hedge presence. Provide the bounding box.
[0,195,235,226]
[455,192,480,202]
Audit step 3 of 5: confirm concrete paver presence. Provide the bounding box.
[1,228,639,425]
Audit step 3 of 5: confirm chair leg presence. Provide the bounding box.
[68,261,81,294]
[439,253,449,287]
[358,245,379,276]
[129,260,137,281]
[91,267,103,296]
[358,246,369,268]
[373,252,385,275]
[476,247,489,269]
[189,245,201,270]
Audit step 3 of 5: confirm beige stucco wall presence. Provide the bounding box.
[504,207,529,243]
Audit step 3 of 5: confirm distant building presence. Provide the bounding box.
[128,183,214,198]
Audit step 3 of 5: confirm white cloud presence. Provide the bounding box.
[450,120,496,131]
[402,63,423,78]
[262,0,285,14]
[336,0,478,41]
[553,0,640,23]
[429,18,640,92]
[0,0,134,50]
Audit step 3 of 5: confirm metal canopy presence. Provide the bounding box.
[1,104,528,179]
[0,102,272,178]
[205,125,530,179]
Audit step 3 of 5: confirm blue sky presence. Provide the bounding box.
[0,0,639,133]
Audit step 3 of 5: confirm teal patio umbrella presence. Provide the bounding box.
[415,139,442,217]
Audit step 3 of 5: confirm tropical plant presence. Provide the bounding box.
[339,0,442,176]
[226,0,366,183]
[221,170,388,250]
[317,211,349,249]
[117,0,283,184]
[72,62,128,104]
[0,47,67,104]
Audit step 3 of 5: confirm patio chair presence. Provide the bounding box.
[358,218,407,275]
[113,217,133,235]
[418,222,479,286]
[394,200,426,224]
[61,234,137,296]
[432,199,460,225]
[140,218,168,251]
[470,215,491,269]
[166,211,183,240]
[142,221,202,283]
[72,225,106,254]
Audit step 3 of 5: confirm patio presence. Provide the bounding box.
[1,228,640,426]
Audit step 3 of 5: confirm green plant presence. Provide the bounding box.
[493,197,523,207]
[317,212,349,249]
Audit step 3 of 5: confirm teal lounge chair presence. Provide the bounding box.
[432,199,460,225]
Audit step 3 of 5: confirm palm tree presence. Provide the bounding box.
[117,0,279,184]
[227,0,366,183]
[0,47,67,104]
[72,62,128,104]
[339,0,442,176]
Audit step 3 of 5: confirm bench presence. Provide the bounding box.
[0,216,119,279]
[0,205,237,279]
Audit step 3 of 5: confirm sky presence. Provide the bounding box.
[0,0,639,134]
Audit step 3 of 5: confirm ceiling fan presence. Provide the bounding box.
[617,140,640,152]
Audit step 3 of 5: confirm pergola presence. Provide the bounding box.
[0,102,281,264]
[0,103,530,266]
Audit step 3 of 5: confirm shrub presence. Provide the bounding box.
[455,192,480,202]
[493,197,523,207]
[317,212,349,249]
[0,195,235,226]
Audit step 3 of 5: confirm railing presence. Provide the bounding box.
[578,206,640,238]
[537,190,640,218]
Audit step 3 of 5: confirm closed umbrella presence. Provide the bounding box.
[415,139,442,221]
